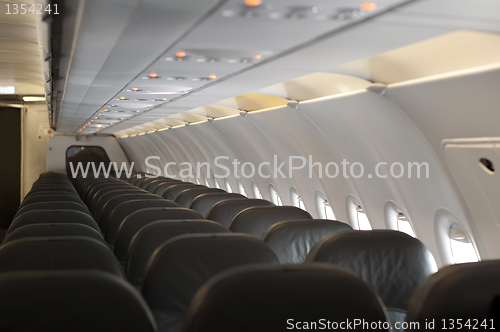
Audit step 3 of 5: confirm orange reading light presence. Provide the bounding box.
[360,2,376,11]
[135,110,140,113]
[119,96,126,100]
[176,51,186,58]
[120,118,124,120]
[103,109,108,112]
[161,98,167,101]
[111,104,116,107]
[98,114,102,116]
[88,122,91,125]
[253,54,262,60]
[110,123,113,125]
[209,74,217,79]
[94,117,98,119]
[149,72,158,78]
[131,87,139,91]
[245,0,261,7]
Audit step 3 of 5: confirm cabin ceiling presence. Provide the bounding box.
[32,0,500,134]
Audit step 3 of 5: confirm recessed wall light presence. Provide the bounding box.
[253,54,262,60]
[245,0,262,7]
[360,2,376,11]
[209,74,217,79]
[176,51,186,58]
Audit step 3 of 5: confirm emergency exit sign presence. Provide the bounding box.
[0,86,15,94]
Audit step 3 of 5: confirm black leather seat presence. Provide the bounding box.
[9,209,99,233]
[406,260,500,328]
[183,264,389,332]
[125,220,230,288]
[229,206,313,237]
[89,184,139,213]
[189,193,246,217]
[152,182,185,196]
[113,207,204,262]
[142,233,279,332]
[261,219,353,263]
[306,230,437,328]
[0,237,124,277]
[162,183,205,201]
[92,188,146,219]
[0,271,157,332]
[3,223,105,245]
[15,201,91,217]
[99,193,164,228]
[174,188,225,207]
[145,179,180,193]
[20,194,85,208]
[104,199,180,243]
[206,199,275,228]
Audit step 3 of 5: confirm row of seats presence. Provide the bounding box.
[0,171,498,331]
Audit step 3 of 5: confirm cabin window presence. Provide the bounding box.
[225,180,233,193]
[214,179,221,189]
[269,185,282,206]
[397,213,416,238]
[356,206,372,230]
[195,178,200,185]
[237,180,247,197]
[290,188,306,211]
[204,175,210,187]
[66,146,111,176]
[315,191,335,220]
[253,182,263,199]
[323,201,335,220]
[449,224,479,264]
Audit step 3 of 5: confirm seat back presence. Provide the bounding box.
[114,207,204,262]
[306,230,437,325]
[206,199,275,228]
[174,188,225,207]
[189,193,246,217]
[20,194,84,208]
[0,271,157,332]
[9,210,100,233]
[261,219,353,263]
[406,260,500,327]
[230,206,313,237]
[99,193,163,228]
[126,220,230,288]
[0,237,124,277]
[3,223,105,245]
[142,233,279,331]
[145,179,180,193]
[104,199,180,244]
[152,182,184,196]
[183,264,389,332]
[15,201,91,217]
[162,183,204,201]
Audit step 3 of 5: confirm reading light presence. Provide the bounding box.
[22,96,45,102]
[245,0,261,7]
[120,118,124,120]
[135,110,140,113]
[98,114,102,116]
[111,104,117,107]
[131,88,139,91]
[253,55,262,60]
[209,74,217,79]
[103,109,108,112]
[110,123,113,125]
[149,72,158,78]
[94,117,98,119]
[176,51,186,58]
[119,96,126,100]
[161,98,167,101]
[360,2,376,11]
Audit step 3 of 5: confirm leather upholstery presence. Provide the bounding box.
[104,199,180,244]
[261,219,353,263]
[9,209,100,233]
[142,233,279,331]
[153,182,185,196]
[99,193,163,228]
[0,271,157,332]
[3,223,105,245]
[229,206,313,237]
[0,236,124,277]
[162,184,204,201]
[188,193,246,217]
[146,179,180,193]
[306,230,437,323]
[206,199,275,228]
[89,185,138,213]
[113,207,204,263]
[406,260,500,326]
[15,201,91,217]
[92,189,145,220]
[174,188,225,207]
[125,220,230,288]
[183,264,389,332]
[20,194,85,208]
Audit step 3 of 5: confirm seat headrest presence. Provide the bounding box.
[3,223,104,245]
[183,264,389,332]
[162,183,205,201]
[206,199,276,228]
[0,237,124,278]
[92,188,144,217]
[407,260,500,324]
[188,193,246,217]
[145,179,180,193]
[103,198,179,237]
[9,209,100,233]
[0,271,156,332]
[142,233,279,331]
[261,219,353,263]
[306,230,437,312]
[99,192,157,224]
[230,206,313,237]
[126,220,230,288]
[152,182,184,196]
[114,207,204,262]
[21,195,84,208]
[174,188,225,207]
[15,202,91,218]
